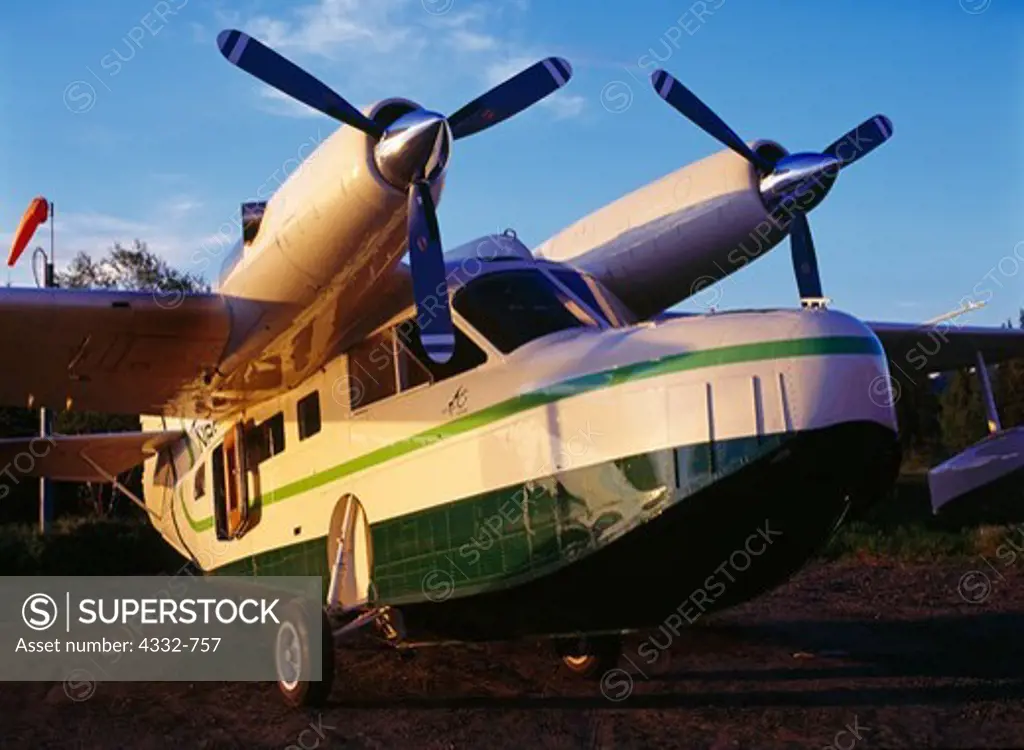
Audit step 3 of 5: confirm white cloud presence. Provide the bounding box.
[483,55,539,88]
[246,0,422,60]
[28,209,214,275]
[542,92,586,120]
[59,212,153,238]
[223,0,585,120]
[257,86,326,119]
[189,21,209,44]
[448,29,497,53]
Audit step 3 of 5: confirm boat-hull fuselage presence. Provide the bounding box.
[147,307,900,642]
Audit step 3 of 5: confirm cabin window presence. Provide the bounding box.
[247,412,286,464]
[395,317,487,384]
[550,270,635,327]
[348,329,399,410]
[453,268,597,353]
[297,391,322,440]
[193,463,206,500]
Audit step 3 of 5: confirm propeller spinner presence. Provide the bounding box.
[650,68,893,306]
[216,29,572,362]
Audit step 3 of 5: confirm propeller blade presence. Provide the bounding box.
[407,181,455,363]
[822,115,893,170]
[216,29,383,139]
[650,69,775,172]
[789,212,823,300]
[447,57,573,140]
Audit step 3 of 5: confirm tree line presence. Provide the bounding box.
[896,310,1024,470]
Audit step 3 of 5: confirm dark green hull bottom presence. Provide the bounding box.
[212,422,899,641]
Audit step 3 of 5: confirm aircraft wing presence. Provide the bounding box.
[869,321,1024,374]
[0,287,231,417]
[0,430,182,484]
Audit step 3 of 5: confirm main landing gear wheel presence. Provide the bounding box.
[554,635,622,678]
[275,602,335,707]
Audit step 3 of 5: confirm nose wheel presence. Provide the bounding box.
[274,602,335,708]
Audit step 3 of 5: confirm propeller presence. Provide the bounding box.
[650,68,893,304]
[217,29,572,362]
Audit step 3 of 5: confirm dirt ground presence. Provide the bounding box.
[4,558,1024,749]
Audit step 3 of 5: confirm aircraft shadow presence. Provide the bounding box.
[328,611,1024,711]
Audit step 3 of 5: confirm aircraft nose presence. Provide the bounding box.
[374,109,452,189]
[758,152,841,215]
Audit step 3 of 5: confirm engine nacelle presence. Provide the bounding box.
[535,141,790,319]
[215,98,442,377]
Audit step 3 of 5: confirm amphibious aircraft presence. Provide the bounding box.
[3,30,1024,707]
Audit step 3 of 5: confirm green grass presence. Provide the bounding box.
[820,470,1024,562]
[823,521,988,561]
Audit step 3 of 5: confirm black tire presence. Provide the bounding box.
[275,602,335,708]
[554,634,622,678]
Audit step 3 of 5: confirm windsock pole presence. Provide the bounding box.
[39,201,55,535]
[8,196,56,534]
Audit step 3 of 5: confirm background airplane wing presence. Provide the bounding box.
[0,430,183,483]
[0,287,231,417]
[869,321,1024,373]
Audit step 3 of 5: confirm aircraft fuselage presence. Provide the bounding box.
[142,267,899,639]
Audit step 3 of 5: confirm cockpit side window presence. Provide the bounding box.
[348,328,400,410]
[453,269,598,353]
[395,318,487,383]
[346,316,488,411]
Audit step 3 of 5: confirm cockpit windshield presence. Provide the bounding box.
[453,268,601,353]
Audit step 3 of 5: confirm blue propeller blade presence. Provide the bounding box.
[216,29,383,139]
[650,69,775,172]
[789,212,823,300]
[822,115,894,170]
[407,182,455,363]
[448,57,573,140]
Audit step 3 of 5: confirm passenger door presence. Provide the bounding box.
[212,422,249,540]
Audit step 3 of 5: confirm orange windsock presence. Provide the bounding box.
[8,196,49,267]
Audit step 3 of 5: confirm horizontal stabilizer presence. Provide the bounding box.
[929,426,1024,515]
[0,430,182,484]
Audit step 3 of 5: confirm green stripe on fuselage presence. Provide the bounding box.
[182,334,881,532]
[209,431,791,603]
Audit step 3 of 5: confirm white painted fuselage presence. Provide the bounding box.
[143,269,896,613]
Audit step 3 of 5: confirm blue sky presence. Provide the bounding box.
[1,0,1022,325]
